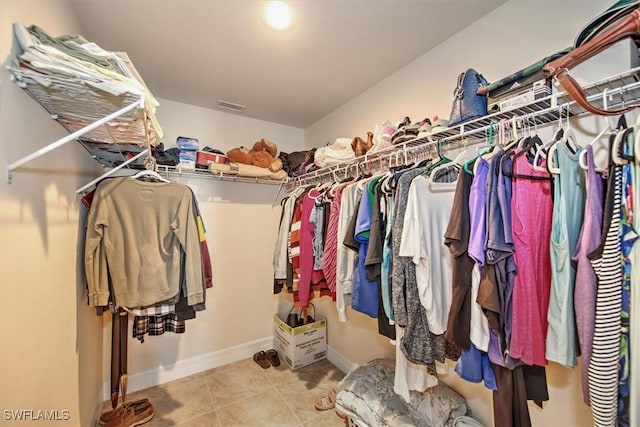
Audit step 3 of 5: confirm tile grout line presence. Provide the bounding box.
[274,382,305,426]
[203,358,281,425]
[202,373,222,427]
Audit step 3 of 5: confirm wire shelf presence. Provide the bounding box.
[8,67,156,147]
[156,165,286,185]
[287,66,640,188]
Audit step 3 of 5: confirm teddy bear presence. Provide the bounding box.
[226,139,283,172]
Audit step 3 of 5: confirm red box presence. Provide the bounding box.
[196,151,227,168]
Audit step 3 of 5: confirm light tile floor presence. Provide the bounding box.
[101,358,348,427]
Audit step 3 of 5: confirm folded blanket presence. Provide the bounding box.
[336,359,468,427]
[209,162,287,180]
[314,138,355,167]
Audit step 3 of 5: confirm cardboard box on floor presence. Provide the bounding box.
[273,313,326,370]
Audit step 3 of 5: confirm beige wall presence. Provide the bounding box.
[101,98,305,380]
[305,0,612,147]
[0,1,104,426]
[304,1,615,426]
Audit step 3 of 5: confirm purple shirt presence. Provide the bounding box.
[469,158,489,266]
[572,145,604,405]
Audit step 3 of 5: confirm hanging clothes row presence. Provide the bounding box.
[273,114,639,427]
[79,167,213,409]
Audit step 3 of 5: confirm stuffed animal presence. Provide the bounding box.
[351,131,374,157]
[226,139,283,172]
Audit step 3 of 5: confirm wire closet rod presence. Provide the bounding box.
[287,76,640,190]
[75,149,149,195]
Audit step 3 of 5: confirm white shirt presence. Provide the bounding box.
[394,325,438,402]
[470,264,489,351]
[399,175,454,335]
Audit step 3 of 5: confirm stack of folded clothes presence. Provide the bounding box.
[9,22,163,146]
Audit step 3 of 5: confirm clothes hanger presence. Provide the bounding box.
[579,100,615,173]
[546,127,575,175]
[610,115,631,165]
[532,105,568,172]
[611,126,633,165]
[428,140,472,184]
[422,139,451,177]
[132,122,171,183]
[309,180,331,201]
[619,115,635,163]
[579,126,612,172]
[500,114,550,180]
[132,156,171,182]
[498,117,523,176]
[542,105,579,174]
[501,118,519,154]
[473,121,505,175]
[464,120,497,175]
[503,135,551,181]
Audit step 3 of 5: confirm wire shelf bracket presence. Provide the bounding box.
[6,98,145,184]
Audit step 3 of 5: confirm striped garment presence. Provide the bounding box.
[123,304,175,317]
[322,184,347,293]
[589,163,622,427]
[288,193,304,292]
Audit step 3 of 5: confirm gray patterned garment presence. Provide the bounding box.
[336,359,469,427]
[391,167,455,370]
[391,167,430,326]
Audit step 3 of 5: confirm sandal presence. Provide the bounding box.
[253,351,271,369]
[314,388,337,411]
[265,349,281,367]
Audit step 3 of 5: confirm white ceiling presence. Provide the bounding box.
[70,0,507,128]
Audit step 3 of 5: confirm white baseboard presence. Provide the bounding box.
[327,345,358,374]
[100,336,273,401]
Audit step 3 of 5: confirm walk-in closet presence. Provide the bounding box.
[1,1,638,426]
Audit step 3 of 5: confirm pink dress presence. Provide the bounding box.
[508,151,553,366]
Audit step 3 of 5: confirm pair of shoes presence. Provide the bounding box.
[99,399,150,425]
[100,375,154,427]
[392,116,432,144]
[417,117,433,138]
[100,403,154,427]
[314,388,338,411]
[253,349,281,369]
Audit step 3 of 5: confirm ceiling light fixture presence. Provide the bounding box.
[264,1,292,31]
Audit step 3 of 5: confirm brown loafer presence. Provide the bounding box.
[99,399,151,425]
[101,400,154,427]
